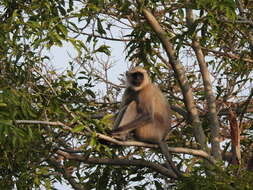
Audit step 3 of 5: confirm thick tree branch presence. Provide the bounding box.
[186,8,221,160]
[15,119,215,163]
[56,150,178,179]
[142,8,207,151]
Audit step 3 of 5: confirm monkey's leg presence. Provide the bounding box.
[111,114,152,135]
[159,141,183,178]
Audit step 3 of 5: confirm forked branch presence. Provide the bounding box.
[141,7,207,151]
[186,7,221,160]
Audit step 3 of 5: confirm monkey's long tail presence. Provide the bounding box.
[159,142,183,178]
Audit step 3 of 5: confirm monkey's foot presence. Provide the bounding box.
[110,130,128,141]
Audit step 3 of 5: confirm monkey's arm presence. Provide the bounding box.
[112,105,128,130]
[111,114,152,135]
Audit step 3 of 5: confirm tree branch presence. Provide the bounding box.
[33,68,77,121]
[69,27,131,42]
[201,47,253,63]
[141,7,207,151]
[235,0,253,54]
[227,107,241,165]
[48,158,85,190]
[56,150,178,179]
[15,119,215,163]
[186,7,221,160]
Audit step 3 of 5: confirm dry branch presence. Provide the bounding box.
[227,108,241,165]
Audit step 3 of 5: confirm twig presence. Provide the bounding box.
[202,47,253,63]
[48,158,85,190]
[239,88,253,127]
[14,120,73,131]
[69,28,131,42]
[33,68,77,120]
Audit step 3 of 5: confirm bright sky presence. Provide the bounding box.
[48,38,128,189]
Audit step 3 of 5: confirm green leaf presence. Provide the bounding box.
[97,19,106,35]
[57,24,68,38]
[72,124,86,133]
[0,120,13,126]
[85,89,96,98]
[90,134,97,147]
[93,45,111,56]
[0,103,7,107]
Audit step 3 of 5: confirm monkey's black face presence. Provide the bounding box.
[127,72,144,87]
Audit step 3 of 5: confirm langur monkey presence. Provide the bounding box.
[112,67,182,178]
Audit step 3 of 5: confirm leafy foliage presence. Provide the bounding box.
[0,0,253,189]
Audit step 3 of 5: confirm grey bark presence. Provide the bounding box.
[142,8,207,151]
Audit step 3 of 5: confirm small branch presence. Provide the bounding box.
[14,120,74,131]
[33,68,77,120]
[239,88,253,127]
[69,28,131,42]
[218,100,253,116]
[56,150,178,179]
[48,158,85,190]
[93,73,125,89]
[218,17,253,27]
[201,47,253,63]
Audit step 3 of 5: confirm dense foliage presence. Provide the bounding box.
[0,0,253,189]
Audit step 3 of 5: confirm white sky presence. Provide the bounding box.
[48,38,128,190]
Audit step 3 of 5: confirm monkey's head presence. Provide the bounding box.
[126,67,150,91]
